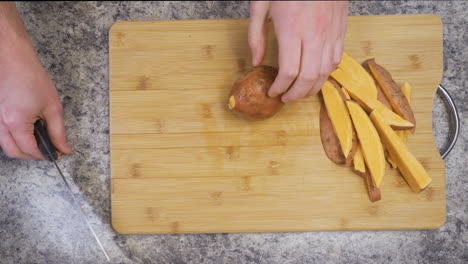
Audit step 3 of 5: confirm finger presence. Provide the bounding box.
[301,42,328,98]
[268,31,302,98]
[309,48,332,97]
[248,1,270,66]
[0,124,34,160]
[308,8,340,96]
[281,39,321,102]
[3,116,44,159]
[11,129,46,160]
[332,3,344,66]
[333,2,348,66]
[291,18,330,99]
[307,31,336,96]
[333,40,344,68]
[341,3,349,41]
[43,105,72,155]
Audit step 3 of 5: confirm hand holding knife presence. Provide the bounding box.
[33,120,110,262]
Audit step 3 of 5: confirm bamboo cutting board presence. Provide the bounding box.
[109,14,445,234]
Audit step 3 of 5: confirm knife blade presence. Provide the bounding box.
[33,120,110,262]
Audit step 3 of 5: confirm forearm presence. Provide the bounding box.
[0,2,39,72]
[0,2,28,38]
[0,2,33,58]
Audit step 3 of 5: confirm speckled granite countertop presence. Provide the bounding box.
[0,1,466,263]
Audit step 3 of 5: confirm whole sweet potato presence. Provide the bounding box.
[228,65,284,120]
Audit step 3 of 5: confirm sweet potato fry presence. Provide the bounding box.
[344,88,414,130]
[342,87,351,100]
[395,81,413,144]
[331,52,378,100]
[364,168,382,202]
[320,103,348,166]
[321,80,355,158]
[319,80,358,167]
[346,101,386,188]
[362,61,392,110]
[353,144,366,176]
[401,81,412,102]
[366,59,416,133]
[370,110,431,192]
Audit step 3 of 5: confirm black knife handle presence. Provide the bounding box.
[33,120,59,161]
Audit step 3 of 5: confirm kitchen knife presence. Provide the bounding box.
[33,120,110,262]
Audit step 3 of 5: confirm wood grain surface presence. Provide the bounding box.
[109,14,445,234]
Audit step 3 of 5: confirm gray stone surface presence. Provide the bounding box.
[0,1,466,263]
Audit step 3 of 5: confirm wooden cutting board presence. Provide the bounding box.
[109,14,445,234]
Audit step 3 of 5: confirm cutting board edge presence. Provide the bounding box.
[110,216,447,235]
[416,11,445,168]
[108,13,443,31]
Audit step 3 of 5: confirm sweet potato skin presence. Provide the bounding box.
[364,169,382,202]
[319,80,358,167]
[366,59,416,133]
[329,79,359,161]
[329,79,346,101]
[362,61,392,110]
[396,81,412,144]
[228,65,283,120]
[320,102,347,166]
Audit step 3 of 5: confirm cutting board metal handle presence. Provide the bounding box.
[437,84,459,159]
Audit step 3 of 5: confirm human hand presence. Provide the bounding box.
[0,3,71,160]
[0,47,72,160]
[248,1,349,103]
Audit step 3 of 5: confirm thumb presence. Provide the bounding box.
[248,1,270,66]
[43,104,72,155]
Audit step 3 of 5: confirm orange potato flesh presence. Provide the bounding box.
[369,110,431,192]
[346,101,386,188]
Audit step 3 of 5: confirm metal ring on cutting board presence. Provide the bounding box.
[436,84,460,159]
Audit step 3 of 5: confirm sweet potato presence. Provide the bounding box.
[342,87,351,100]
[369,110,431,192]
[320,103,350,167]
[351,145,381,202]
[345,60,411,169]
[389,81,413,167]
[321,80,355,158]
[366,59,416,133]
[362,61,392,110]
[346,101,386,188]
[352,151,381,202]
[353,145,366,176]
[364,61,411,168]
[328,79,346,101]
[364,168,382,202]
[401,82,412,101]
[395,82,412,144]
[228,65,284,120]
[344,88,414,130]
[330,52,378,100]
